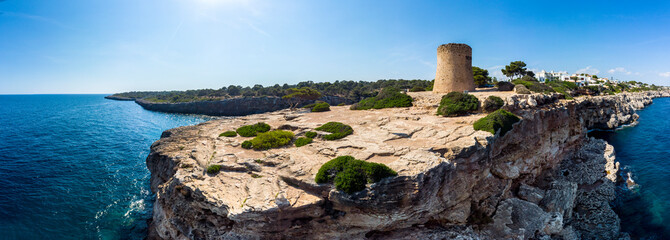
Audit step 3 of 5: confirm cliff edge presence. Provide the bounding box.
[145,91,669,239]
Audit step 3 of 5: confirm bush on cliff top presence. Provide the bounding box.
[315,122,353,140]
[315,156,397,194]
[248,130,294,150]
[305,131,317,138]
[236,122,271,137]
[409,86,425,92]
[311,102,331,112]
[473,109,520,137]
[219,131,237,137]
[546,82,572,99]
[437,92,480,117]
[241,140,252,149]
[350,87,413,110]
[482,96,504,113]
[512,79,555,94]
[207,164,222,174]
[294,137,313,147]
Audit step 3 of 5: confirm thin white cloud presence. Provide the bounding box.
[608,67,632,75]
[659,72,670,77]
[576,66,600,75]
[246,21,270,37]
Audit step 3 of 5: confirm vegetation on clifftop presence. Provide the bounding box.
[512,78,555,94]
[315,156,397,194]
[247,130,295,150]
[206,165,222,174]
[473,109,520,136]
[311,102,331,112]
[283,87,322,110]
[109,79,433,103]
[482,96,504,113]
[219,131,237,137]
[294,137,313,147]
[305,131,317,138]
[237,122,271,137]
[350,87,413,110]
[437,92,480,117]
[315,122,353,140]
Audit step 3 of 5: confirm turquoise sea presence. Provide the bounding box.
[0,95,667,239]
[590,97,670,239]
[0,95,213,239]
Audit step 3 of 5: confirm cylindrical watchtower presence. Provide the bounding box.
[433,43,475,93]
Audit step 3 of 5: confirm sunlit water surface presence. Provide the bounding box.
[590,97,670,239]
[0,95,213,239]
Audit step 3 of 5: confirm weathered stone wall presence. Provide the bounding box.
[433,43,476,93]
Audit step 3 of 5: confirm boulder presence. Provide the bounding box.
[487,198,551,240]
[518,184,545,204]
[514,84,531,94]
[540,180,577,219]
[497,81,515,91]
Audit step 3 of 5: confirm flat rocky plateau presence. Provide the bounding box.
[146,90,669,240]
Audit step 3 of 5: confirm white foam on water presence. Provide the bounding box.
[124,199,146,218]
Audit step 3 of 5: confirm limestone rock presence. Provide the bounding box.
[540,180,577,219]
[518,184,545,204]
[487,198,551,240]
[514,84,531,94]
[145,90,669,239]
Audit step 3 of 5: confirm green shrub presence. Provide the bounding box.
[350,87,413,110]
[248,130,294,150]
[305,131,317,138]
[207,164,222,174]
[219,131,237,137]
[437,92,480,117]
[473,109,520,136]
[482,96,504,113]
[315,156,397,194]
[512,79,555,93]
[586,85,601,94]
[337,103,345,106]
[315,122,353,140]
[301,103,317,109]
[311,102,331,112]
[236,122,271,137]
[295,137,313,147]
[241,141,253,149]
[409,86,425,92]
[546,82,574,99]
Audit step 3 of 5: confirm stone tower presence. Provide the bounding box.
[433,43,475,93]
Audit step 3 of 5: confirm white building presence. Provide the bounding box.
[535,70,569,82]
[533,70,620,86]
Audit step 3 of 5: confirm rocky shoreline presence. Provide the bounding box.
[144,90,669,240]
[107,95,353,116]
[103,95,135,101]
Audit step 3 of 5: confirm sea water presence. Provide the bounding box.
[0,95,213,239]
[590,97,670,239]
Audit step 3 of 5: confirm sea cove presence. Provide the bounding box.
[0,95,212,239]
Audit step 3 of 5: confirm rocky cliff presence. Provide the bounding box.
[145,91,669,240]
[133,96,352,116]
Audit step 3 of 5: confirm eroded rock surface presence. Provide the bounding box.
[146,91,669,240]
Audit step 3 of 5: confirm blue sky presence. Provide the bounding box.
[1,0,669,94]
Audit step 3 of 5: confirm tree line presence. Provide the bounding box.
[111,79,433,103]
